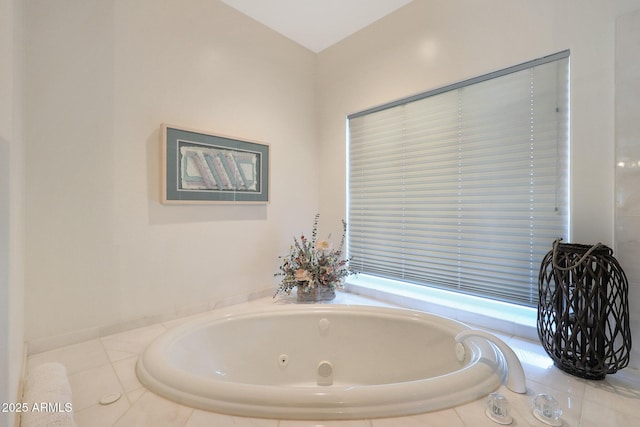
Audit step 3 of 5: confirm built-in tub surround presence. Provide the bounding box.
[136,304,526,420]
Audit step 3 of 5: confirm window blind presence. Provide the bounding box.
[348,51,570,307]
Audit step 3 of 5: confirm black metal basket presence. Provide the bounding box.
[537,240,632,379]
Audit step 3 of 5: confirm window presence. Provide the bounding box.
[347,51,570,307]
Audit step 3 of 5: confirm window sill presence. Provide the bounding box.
[345,274,539,342]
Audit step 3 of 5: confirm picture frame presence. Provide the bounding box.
[161,124,270,204]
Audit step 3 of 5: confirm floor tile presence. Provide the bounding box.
[28,339,110,376]
[112,356,143,393]
[73,396,129,427]
[101,324,167,362]
[278,420,372,427]
[372,409,464,426]
[583,368,640,419]
[580,399,640,427]
[184,409,278,426]
[68,364,125,411]
[125,387,147,405]
[113,391,193,427]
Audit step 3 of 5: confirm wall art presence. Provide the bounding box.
[162,124,269,204]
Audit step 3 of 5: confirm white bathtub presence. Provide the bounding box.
[136,304,511,420]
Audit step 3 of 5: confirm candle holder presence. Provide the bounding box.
[537,240,632,379]
[532,394,563,426]
[485,393,512,425]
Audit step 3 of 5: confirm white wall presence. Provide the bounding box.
[21,0,640,371]
[23,0,320,347]
[615,8,640,371]
[0,0,24,424]
[317,0,640,367]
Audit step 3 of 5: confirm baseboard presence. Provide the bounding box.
[14,341,27,427]
[27,288,273,355]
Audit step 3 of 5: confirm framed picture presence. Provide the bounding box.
[162,124,270,204]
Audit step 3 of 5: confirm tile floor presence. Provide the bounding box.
[25,294,640,427]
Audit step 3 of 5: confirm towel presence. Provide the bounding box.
[21,362,76,427]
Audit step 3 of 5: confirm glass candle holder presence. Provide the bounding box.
[485,393,512,425]
[532,394,563,426]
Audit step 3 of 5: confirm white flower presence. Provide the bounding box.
[315,239,333,251]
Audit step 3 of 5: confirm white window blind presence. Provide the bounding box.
[348,51,570,307]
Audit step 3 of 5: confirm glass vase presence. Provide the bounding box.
[296,286,336,303]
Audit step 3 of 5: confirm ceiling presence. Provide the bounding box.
[221,0,413,53]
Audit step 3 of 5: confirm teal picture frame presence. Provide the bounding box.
[162,124,270,204]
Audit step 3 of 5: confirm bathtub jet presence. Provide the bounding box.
[136,304,525,420]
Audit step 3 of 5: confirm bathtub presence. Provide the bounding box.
[136,304,515,420]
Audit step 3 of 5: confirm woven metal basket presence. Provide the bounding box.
[537,240,632,379]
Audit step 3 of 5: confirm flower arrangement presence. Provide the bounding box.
[274,214,351,298]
